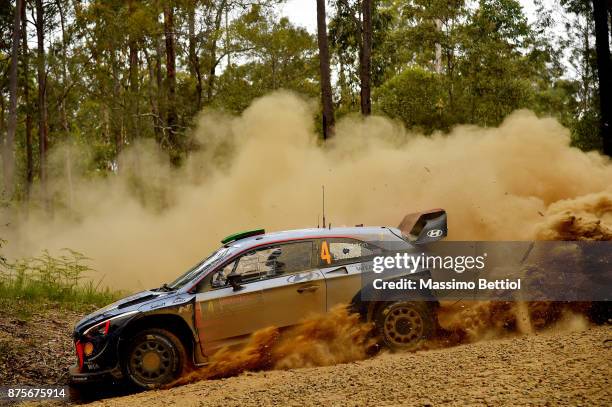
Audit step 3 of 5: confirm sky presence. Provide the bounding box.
[279,0,549,32]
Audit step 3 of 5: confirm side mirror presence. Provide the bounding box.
[227,274,244,291]
[398,209,447,244]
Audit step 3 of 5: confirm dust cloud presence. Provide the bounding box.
[2,91,611,290]
[433,301,593,347]
[534,192,612,240]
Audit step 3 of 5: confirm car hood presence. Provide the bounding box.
[74,290,174,334]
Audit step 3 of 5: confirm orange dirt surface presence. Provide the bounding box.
[87,325,611,407]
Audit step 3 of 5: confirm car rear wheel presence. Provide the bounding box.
[374,301,434,351]
[124,328,187,388]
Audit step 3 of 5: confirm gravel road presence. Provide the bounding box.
[90,325,611,407]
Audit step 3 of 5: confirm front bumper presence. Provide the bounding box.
[69,364,123,383]
[70,336,123,384]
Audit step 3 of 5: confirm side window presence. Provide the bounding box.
[211,261,237,287]
[319,238,380,266]
[211,241,314,288]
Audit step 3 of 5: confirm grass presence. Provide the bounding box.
[0,239,124,313]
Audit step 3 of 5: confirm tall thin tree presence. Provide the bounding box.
[360,0,373,116]
[164,3,178,158]
[55,0,69,136]
[188,2,203,110]
[128,0,140,141]
[21,0,33,197]
[592,0,611,156]
[3,0,22,197]
[316,0,335,139]
[35,0,49,200]
[206,0,228,103]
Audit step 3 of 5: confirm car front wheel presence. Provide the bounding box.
[124,328,187,388]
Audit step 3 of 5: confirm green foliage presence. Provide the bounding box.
[0,240,122,307]
[368,0,601,137]
[213,13,318,113]
[569,111,602,152]
[338,0,540,127]
[375,68,447,133]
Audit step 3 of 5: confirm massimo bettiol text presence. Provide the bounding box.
[371,252,521,291]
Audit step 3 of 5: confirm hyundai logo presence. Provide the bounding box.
[426,229,444,238]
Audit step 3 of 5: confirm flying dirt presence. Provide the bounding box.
[170,306,376,386]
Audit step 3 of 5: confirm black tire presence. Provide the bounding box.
[124,328,188,389]
[374,301,435,351]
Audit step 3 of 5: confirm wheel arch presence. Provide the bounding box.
[118,313,196,359]
[349,270,440,321]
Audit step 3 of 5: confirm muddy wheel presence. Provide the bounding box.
[375,301,434,351]
[124,328,187,388]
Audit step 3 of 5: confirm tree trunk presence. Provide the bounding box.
[153,40,164,142]
[3,0,22,198]
[360,0,373,116]
[21,0,33,198]
[143,47,162,141]
[35,0,48,201]
[581,15,593,114]
[316,0,335,139]
[434,19,443,74]
[592,0,612,156]
[0,98,4,178]
[110,49,122,156]
[129,41,140,141]
[188,5,203,110]
[163,3,178,157]
[225,7,230,66]
[129,43,139,97]
[56,0,69,136]
[206,44,218,102]
[206,0,227,103]
[128,0,140,141]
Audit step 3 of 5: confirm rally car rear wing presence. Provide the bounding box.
[398,208,447,244]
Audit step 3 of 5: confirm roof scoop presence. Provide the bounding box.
[221,228,265,244]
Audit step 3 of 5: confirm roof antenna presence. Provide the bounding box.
[322,185,326,230]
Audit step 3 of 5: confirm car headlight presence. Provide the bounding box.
[83,310,139,338]
[83,341,95,357]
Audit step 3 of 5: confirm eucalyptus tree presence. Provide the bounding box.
[317,0,335,138]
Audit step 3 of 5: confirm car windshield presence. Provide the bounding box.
[165,246,231,290]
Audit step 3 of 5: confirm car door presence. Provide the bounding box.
[318,238,381,310]
[194,240,325,356]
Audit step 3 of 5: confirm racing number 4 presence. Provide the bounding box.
[320,241,332,265]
